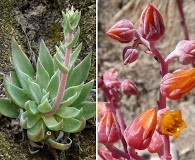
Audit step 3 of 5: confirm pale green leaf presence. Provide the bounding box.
[28,79,42,104]
[0,98,19,118]
[66,54,91,88]
[55,107,82,118]
[71,80,94,106]
[4,78,29,109]
[11,38,35,78]
[62,83,83,101]
[38,40,54,77]
[20,111,41,129]
[41,114,63,131]
[36,59,50,89]
[46,70,60,98]
[25,100,39,115]
[74,102,96,120]
[38,99,52,113]
[27,119,46,142]
[70,43,82,67]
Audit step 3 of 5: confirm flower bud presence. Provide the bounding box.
[160,68,195,100]
[109,87,123,102]
[165,40,195,65]
[98,109,121,144]
[121,79,138,95]
[156,108,187,138]
[124,108,157,150]
[148,130,163,154]
[140,3,165,41]
[106,19,135,43]
[103,68,118,82]
[98,102,110,119]
[123,47,139,65]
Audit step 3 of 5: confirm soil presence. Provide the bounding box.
[0,0,96,159]
[98,0,195,160]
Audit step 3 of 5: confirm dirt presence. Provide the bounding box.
[98,0,195,159]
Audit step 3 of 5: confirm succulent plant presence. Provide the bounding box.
[0,6,95,152]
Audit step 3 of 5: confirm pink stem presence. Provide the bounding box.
[105,144,130,159]
[127,146,145,160]
[149,42,171,159]
[101,85,128,153]
[45,32,73,116]
[176,0,189,40]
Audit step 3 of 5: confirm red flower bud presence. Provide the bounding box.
[103,68,118,82]
[123,47,139,65]
[98,102,110,119]
[98,109,121,144]
[156,108,187,138]
[124,108,157,150]
[103,68,122,102]
[139,3,165,41]
[165,40,195,65]
[121,79,138,95]
[106,19,135,43]
[160,68,195,100]
[148,130,163,154]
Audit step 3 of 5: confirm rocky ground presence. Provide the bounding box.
[98,0,195,159]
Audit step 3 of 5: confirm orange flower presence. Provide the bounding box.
[160,68,195,100]
[124,108,157,150]
[157,109,187,138]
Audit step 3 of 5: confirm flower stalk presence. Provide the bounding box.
[46,32,73,116]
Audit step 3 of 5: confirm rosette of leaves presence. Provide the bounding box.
[0,7,95,151]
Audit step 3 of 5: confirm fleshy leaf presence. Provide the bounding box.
[66,54,91,88]
[40,92,50,103]
[27,119,46,142]
[55,107,82,118]
[48,134,72,150]
[71,80,94,106]
[60,93,79,108]
[74,102,96,120]
[25,100,39,115]
[4,77,29,109]
[0,98,19,118]
[36,59,50,89]
[10,71,21,88]
[38,99,52,113]
[70,43,82,67]
[28,79,42,104]
[46,71,60,98]
[67,27,80,48]
[62,83,83,102]
[54,55,69,73]
[41,115,63,131]
[38,40,54,78]
[15,66,34,99]
[61,117,83,133]
[55,46,63,62]
[20,111,41,129]
[11,38,35,78]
